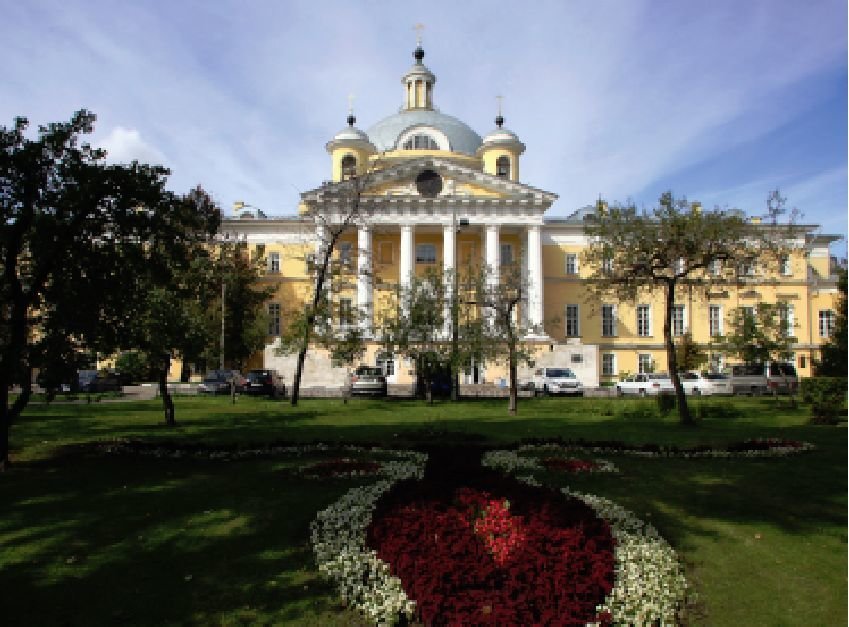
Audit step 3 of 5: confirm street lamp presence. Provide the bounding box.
[450,209,469,401]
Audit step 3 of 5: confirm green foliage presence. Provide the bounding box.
[722,302,795,366]
[800,377,847,424]
[816,268,847,376]
[115,351,153,383]
[675,332,707,372]
[656,393,676,414]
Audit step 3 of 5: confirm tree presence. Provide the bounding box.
[816,267,847,376]
[723,303,796,368]
[675,332,708,373]
[379,267,450,404]
[583,191,794,426]
[464,262,535,415]
[278,175,371,406]
[0,111,219,466]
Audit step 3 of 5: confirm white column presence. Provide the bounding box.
[400,223,414,289]
[443,223,456,337]
[485,224,500,289]
[357,225,372,334]
[527,224,544,334]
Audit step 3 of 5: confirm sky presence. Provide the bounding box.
[3,0,847,254]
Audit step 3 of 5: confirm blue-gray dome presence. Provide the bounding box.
[366,109,483,155]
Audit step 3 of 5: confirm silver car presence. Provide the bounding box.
[616,373,675,396]
[349,366,387,397]
[680,371,733,396]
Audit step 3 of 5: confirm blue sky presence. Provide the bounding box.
[3,0,846,254]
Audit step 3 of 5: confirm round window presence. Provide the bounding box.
[415,169,442,198]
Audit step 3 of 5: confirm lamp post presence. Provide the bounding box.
[450,209,469,401]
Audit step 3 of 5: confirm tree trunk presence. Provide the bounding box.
[508,346,518,416]
[158,356,176,426]
[0,372,32,472]
[291,345,307,406]
[665,281,693,425]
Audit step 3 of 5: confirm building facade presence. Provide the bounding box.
[221,43,841,389]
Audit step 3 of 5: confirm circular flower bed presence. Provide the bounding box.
[366,479,615,625]
[302,458,382,479]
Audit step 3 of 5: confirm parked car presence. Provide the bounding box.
[680,371,733,396]
[350,365,388,397]
[616,373,674,396]
[244,369,285,397]
[78,370,122,393]
[726,362,798,395]
[199,370,245,395]
[531,367,583,396]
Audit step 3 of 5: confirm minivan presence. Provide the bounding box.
[727,362,798,395]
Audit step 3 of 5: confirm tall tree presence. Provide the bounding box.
[675,332,708,373]
[816,267,847,376]
[723,303,796,367]
[0,111,218,467]
[583,191,795,425]
[279,175,371,406]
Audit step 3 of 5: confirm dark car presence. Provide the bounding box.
[244,369,285,398]
[350,366,388,397]
[199,370,245,395]
[78,370,122,393]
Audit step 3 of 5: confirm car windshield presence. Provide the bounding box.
[247,371,270,382]
[204,372,228,382]
[545,369,574,378]
[702,373,728,380]
[649,373,670,380]
[356,367,383,376]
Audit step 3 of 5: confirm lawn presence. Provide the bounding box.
[1,394,845,625]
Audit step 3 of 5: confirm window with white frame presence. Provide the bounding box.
[602,304,617,337]
[780,255,791,276]
[638,353,653,374]
[602,255,614,275]
[376,351,394,377]
[500,243,513,266]
[267,303,281,336]
[709,304,722,337]
[673,258,685,275]
[637,304,651,337]
[415,243,436,264]
[268,252,280,274]
[709,352,724,373]
[339,298,354,327]
[819,309,836,338]
[565,253,579,276]
[402,134,439,150]
[602,353,616,376]
[565,304,580,337]
[671,305,686,336]
[779,303,795,337]
[709,259,722,276]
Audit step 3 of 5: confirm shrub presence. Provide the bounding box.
[800,377,847,425]
[656,393,676,414]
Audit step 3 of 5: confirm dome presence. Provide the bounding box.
[325,115,377,154]
[366,109,483,156]
[480,125,525,154]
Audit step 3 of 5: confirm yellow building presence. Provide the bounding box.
[221,43,842,390]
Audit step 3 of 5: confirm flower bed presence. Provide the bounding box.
[365,478,615,625]
[302,458,382,478]
[517,437,814,458]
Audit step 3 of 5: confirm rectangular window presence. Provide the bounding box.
[565,253,578,276]
[602,255,614,275]
[254,244,266,261]
[601,353,616,376]
[671,305,686,336]
[709,259,722,276]
[637,304,651,337]
[709,352,724,373]
[819,309,836,338]
[267,303,281,336]
[416,243,436,264]
[339,298,353,326]
[673,258,685,275]
[638,353,653,374]
[268,252,280,274]
[379,242,393,264]
[780,255,791,276]
[779,303,795,337]
[602,304,617,337]
[500,243,513,266]
[709,304,722,337]
[338,242,353,268]
[565,304,580,337]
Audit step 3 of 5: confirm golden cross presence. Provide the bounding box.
[414,23,425,46]
[347,93,355,115]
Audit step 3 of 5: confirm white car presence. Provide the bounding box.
[680,371,733,396]
[616,373,675,396]
[531,367,584,396]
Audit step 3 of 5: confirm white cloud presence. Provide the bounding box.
[97,126,168,166]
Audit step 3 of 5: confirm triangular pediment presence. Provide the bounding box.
[302,157,557,205]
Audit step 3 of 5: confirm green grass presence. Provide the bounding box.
[1,395,845,625]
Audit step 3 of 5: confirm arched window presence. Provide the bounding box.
[496,155,510,178]
[340,154,357,180]
[402,134,440,150]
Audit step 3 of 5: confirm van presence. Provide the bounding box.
[727,362,798,395]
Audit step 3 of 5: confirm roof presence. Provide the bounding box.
[366,109,483,155]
